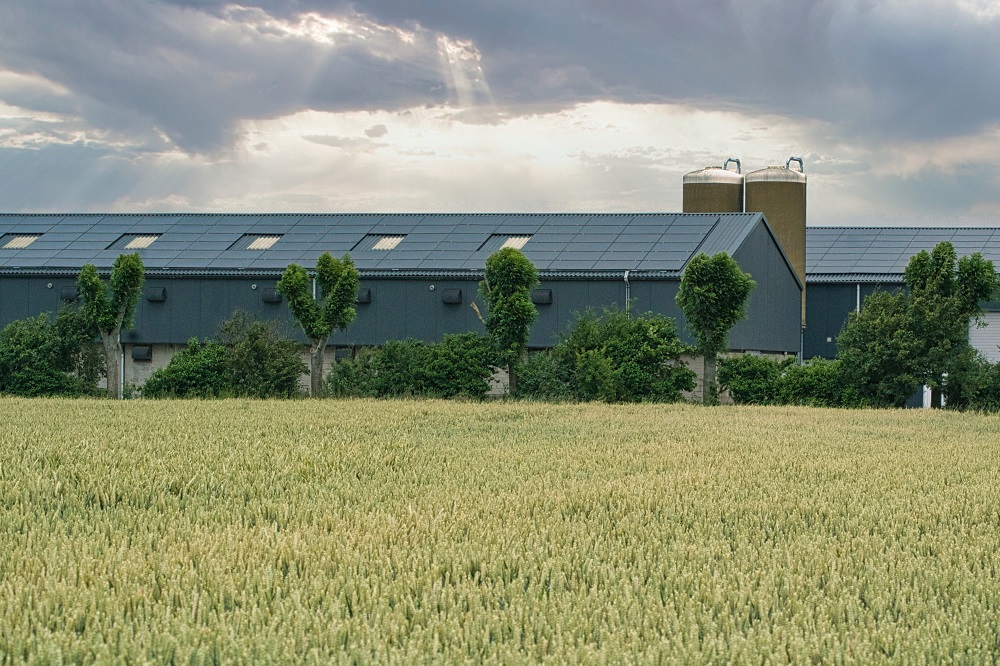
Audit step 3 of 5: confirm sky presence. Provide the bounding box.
[1,0,999,225]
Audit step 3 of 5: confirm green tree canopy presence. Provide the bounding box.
[77,254,144,399]
[676,252,756,404]
[480,248,539,394]
[838,241,999,408]
[277,252,360,396]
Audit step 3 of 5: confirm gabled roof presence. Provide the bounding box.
[806,226,1000,283]
[0,212,769,278]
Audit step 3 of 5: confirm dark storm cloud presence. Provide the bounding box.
[3,0,999,155]
[342,0,1000,141]
[0,1,451,152]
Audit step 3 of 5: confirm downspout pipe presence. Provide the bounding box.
[623,270,630,315]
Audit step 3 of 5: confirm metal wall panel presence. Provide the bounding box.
[730,221,802,353]
[970,311,1000,362]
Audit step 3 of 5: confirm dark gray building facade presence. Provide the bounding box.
[1,213,803,376]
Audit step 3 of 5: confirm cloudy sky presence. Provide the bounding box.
[1,0,999,224]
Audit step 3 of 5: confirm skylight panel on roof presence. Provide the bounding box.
[108,234,161,250]
[1,233,42,249]
[479,234,533,253]
[353,234,406,251]
[230,234,282,250]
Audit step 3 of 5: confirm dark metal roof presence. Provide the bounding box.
[806,226,1000,283]
[0,212,767,277]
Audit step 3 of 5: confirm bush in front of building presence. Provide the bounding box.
[142,312,306,399]
[0,307,104,397]
[514,307,696,403]
[514,352,573,401]
[776,359,864,408]
[717,355,786,405]
[141,339,230,398]
[326,333,498,400]
[718,355,863,408]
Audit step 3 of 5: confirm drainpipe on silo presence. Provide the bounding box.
[312,277,317,300]
[623,270,631,316]
[120,349,125,400]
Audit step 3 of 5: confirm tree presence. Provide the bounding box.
[77,254,144,399]
[837,242,998,408]
[676,252,756,404]
[0,307,103,396]
[480,248,538,395]
[277,252,360,397]
[142,312,306,399]
[903,243,997,407]
[546,306,696,402]
[836,291,920,408]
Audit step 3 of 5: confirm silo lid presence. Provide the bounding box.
[682,166,744,184]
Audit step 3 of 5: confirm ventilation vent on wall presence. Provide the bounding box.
[479,234,532,252]
[353,234,406,251]
[441,289,463,304]
[144,287,167,302]
[1,233,42,249]
[108,234,161,250]
[261,288,283,304]
[229,234,282,250]
[531,289,553,305]
[132,345,153,362]
[356,288,372,304]
[59,286,79,302]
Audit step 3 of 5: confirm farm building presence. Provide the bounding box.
[0,212,802,388]
[804,226,1000,361]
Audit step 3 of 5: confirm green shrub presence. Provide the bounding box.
[141,339,229,398]
[938,354,1000,412]
[326,334,497,400]
[513,352,571,401]
[719,355,864,408]
[718,355,784,405]
[143,312,306,399]
[777,359,864,408]
[518,307,695,403]
[0,308,103,397]
[218,313,305,399]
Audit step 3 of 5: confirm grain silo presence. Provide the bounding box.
[745,158,806,283]
[682,158,744,213]
[745,157,807,323]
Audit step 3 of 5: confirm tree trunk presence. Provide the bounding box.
[507,363,517,397]
[310,339,328,398]
[101,329,122,399]
[703,353,718,405]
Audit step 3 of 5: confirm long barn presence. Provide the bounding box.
[0,212,802,389]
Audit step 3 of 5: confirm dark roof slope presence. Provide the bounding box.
[0,212,769,277]
[807,226,1000,283]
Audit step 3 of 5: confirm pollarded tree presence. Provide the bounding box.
[676,252,756,405]
[277,252,360,397]
[480,248,538,395]
[77,253,144,399]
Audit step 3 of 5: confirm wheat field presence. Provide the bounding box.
[1,398,998,663]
